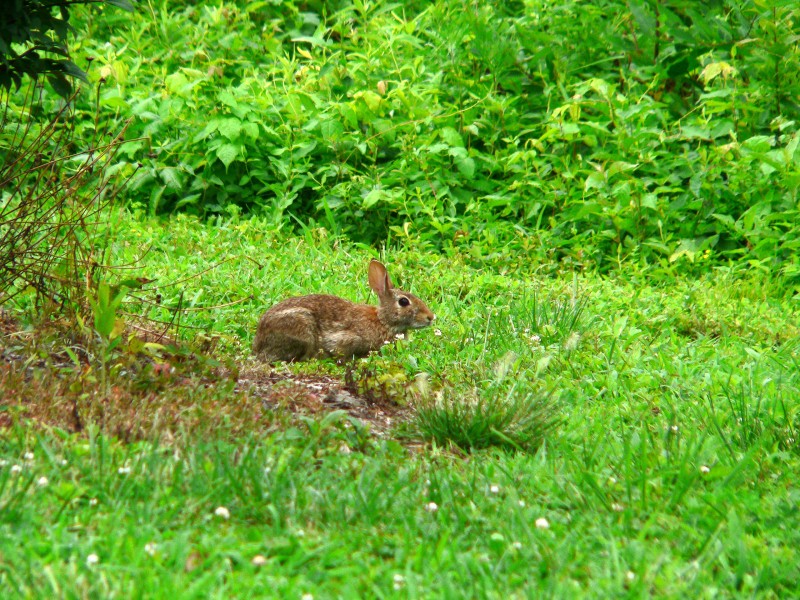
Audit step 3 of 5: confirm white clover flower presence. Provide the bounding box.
[611,503,624,512]
[489,484,500,494]
[393,573,405,590]
[86,553,99,566]
[214,506,230,519]
[118,466,131,475]
[518,500,526,507]
[60,459,68,466]
[10,464,22,475]
[23,452,34,461]
[626,571,635,582]
[671,425,679,433]
[0,459,8,467]
[424,501,438,513]
[252,555,267,566]
[535,517,550,529]
[144,542,157,556]
[700,465,710,474]
[36,476,49,487]
[434,329,442,336]
[301,594,314,600]
[530,334,541,343]
[608,476,617,484]
[295,529,305,537]
[511,541,523,550]
[395,333,406,340]
[89,498,98,506]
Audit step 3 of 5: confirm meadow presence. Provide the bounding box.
[2,0,800,597]
[3,216,799,597]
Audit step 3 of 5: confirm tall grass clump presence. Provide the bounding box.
[414,385,560,453]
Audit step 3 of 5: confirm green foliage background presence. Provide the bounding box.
[22,0,800,277]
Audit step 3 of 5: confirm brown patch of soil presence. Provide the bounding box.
[237,363,411,438]
[0,314,411,440]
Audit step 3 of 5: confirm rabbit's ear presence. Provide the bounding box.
[368,260,392,295]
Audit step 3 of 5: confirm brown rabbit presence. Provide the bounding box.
[252,260,435,362]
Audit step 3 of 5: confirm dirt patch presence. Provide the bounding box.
[0,313,412,440]
[236,363,412,438]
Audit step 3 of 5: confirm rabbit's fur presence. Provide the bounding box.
[253,260,435,362]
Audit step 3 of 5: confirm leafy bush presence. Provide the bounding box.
[19,0,800,278]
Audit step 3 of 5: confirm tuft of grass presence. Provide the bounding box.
[413,385,560,453]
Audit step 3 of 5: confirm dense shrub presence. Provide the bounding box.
[15,0,800,278]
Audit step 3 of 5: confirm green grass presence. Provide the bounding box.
[2,215,799,597]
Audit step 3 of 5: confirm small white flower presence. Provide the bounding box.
[214,506,230,519]
[530,334,541,343]
[60,459,68,466]
[301,594,314,600]
[252,554,267,566]
[89,498,98,506]
[434,329,442,336]
[670,425,679,433]
[295,529,305,537]
[424,502,438,513]
[518,500,526,507]
[535,517,550,529]
[608,476,617,484]
[0,459,8,467]
[144,542,157,556]
[395,333,405,340]
[612,503,624,512]
[489,484,500,494]
[700,465,710,474]
[511,541,523,550]
[393,573,405,590]
[23,452,34,461]
[626,571,635,582]
[36,476,49,487]
[118,466,131,475]
[86,553,99,566]
[10,464,22,475]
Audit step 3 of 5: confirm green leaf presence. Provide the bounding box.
[440,127,464,147]
[165,72,189,96]
[160,167,184,191]
[584,171,606,191]
[218,118,242,141]
[320,119,344,140]
[242,122,259,141]
[195,119,219,141]
[455,157,475,179]
[216,144,240,169]
[218,90,238,109]
[363,188,386,209]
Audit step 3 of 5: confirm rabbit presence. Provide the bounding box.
[252,259,435,363]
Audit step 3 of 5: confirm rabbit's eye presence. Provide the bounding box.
[398,297,411,307]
